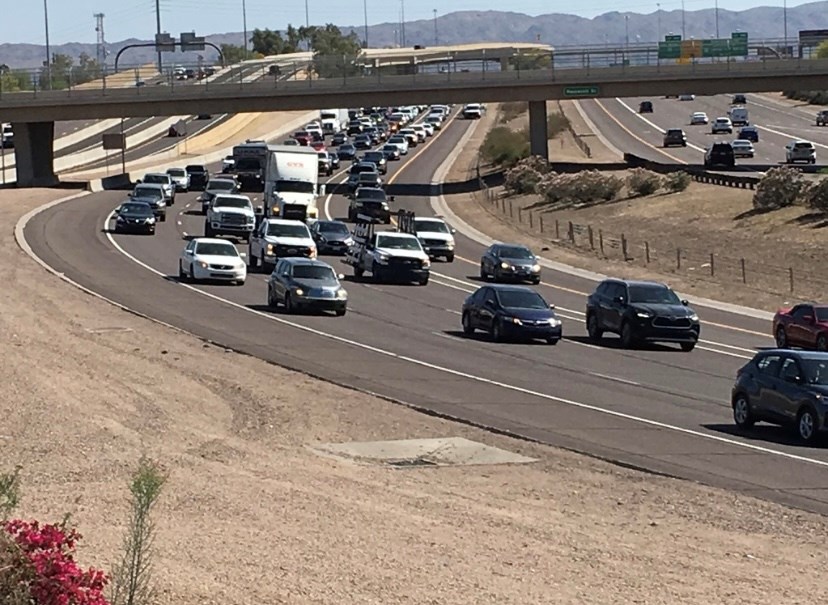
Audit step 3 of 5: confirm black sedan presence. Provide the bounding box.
[113,201,157,234]
[732,350,828,443]
[310,220,354,255]
[331,132,349,146]
[461,284,562,344]
[329,152,341,169]
[479,243,541,284]
[266,257,348,316]
[337,143,357,161]
[360,151,388,174]
[353,134,372,149]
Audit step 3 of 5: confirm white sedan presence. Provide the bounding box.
[179,237,247,285]
[731,139,755,158]
[690,112,709,125]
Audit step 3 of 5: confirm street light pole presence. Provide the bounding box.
[242,0,248,59]
[433,9,438,46]
[401,0,406,47]
[43,0,51,89]
[715,0,719,38]
[625,15,630,51]
[681,0,686,38]
[363,0,368,47]
[657,3,661,41]
[783,0,788,51]
[155,0,162,73]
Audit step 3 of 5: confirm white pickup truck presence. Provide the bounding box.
[205,194,256,241]
[248,218,318,273]
[344,215,430,285]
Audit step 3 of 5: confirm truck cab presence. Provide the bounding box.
[728,106,749,126]
[205,194,256,241]
[344,212,430,285]
[249,218,317,273]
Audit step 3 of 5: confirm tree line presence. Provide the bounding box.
[1,52,102,92]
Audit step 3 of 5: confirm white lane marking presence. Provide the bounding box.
[615,97,706,154]
[589,372,641,387]
[430,270,754,358]
[98,212,828,472]
[182,231,188,238]
[445,308,462,315]
[176,221,182,226]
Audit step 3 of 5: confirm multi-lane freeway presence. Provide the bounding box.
[579,92,828,171]
[23,99,828,517]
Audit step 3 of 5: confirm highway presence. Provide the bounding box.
[579,92,828,171]
[24,105,828,517]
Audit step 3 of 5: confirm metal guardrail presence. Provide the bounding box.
[623,153,761,189]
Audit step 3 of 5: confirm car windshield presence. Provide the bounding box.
[365,153,383,161]
[497,246,533,259]
[359,174,379,182]
[267,223,309,237]
[133,187,162,200]
[275,180,314,194]
[167,169,185,176]
[794,142,813,149]
[340,145,355,151]
[356,189,386,201]
[628,284,682,304]
[120,203,152,215]
[376,234,422,250]
[195,243,237,256]
[801,358,828,386]
[416,220,449,233]
[186,165,205,172]
[292,265,336,280]
[214,197,250,209]
[208,180,236,191]
[497,290,549,309]
[815,308,828,322]
[318,222,349,234]
[235,158,261,170]
[144,174,168,184]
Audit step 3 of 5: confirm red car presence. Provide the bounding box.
[773,303,828,350]
[309,140,326,152]
[293,131,311,146]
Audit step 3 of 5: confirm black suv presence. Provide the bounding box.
[704,142,735,168]
[663,128,687,147]
[585,279,701,351]
[639,101,654,113]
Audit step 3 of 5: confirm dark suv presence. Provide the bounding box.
[704,142,735,168]
[663,128,687,147]
[585,279,701,351]
[639,101,653,113]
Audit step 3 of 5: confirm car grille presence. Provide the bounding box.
[275,245,312,257]
[210,264,234,270]
[422,239,447,247]
[220,214,247,225]
[652,316,692,328]
[388,257,422,269]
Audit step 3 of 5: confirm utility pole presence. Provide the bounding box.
[363,0,369,48]
[155,0,162,73]
[681,0,686,38]
[401,0,406,47]
[242,0,248,59]
[715,0,719,38]
[783,0,788,51]
[433,9,438,45]
[94,13,106,66]
[43,0,51,89]
[657,3,661,41]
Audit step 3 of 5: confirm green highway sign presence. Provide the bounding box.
[658,40,681,59]
[564,86,599,97]
[665,34,682,41]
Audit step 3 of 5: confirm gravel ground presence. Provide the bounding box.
[2,181,828,602]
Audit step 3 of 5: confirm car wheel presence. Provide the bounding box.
[419,275,429,286]
[372,262,382,282]
[445,253,455,263]
[620,322,636,348]
[680,341,696,352]
[285,293,295,314]
[492,320,504,342]
[818,334,828,352]
[531,276,541,285]
[160,214,167,222]
[354,266,364,278]
[178,261,186,281]
[462,312,475,335]
[335,308,347,317]
[775,326,788,348]
[249,252,259,270]
[189,264,196,283]
[586,314,603,341]
[267,287,276,308]
[797,407,819,443]
[546,337,559,345]
[479,264,488,280]
[732,394,756,429]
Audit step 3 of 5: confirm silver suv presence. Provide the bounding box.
[785,140,816,164]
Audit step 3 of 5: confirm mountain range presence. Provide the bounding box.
[2,2,826,69]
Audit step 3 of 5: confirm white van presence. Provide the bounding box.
[728,106,749,126]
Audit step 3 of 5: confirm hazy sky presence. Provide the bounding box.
[4,0,802,45]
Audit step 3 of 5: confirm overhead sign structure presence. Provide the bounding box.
[658,32,748,60]
[180,32,206,52]
[154,33,175,53]
[102,133,125,150]
[564,86,599,97]
[799,29,828,47]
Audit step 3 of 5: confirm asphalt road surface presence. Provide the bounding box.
[579,93,828,173]
[26,108,828,517]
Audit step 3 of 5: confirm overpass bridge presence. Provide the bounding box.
[4,46,828,186]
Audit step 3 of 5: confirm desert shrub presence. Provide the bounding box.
[504,155,551,194]
[538,170,622,206]
[626,168,664,197]
[664,171,692,193]
[753,166,808,211]
[546,112,570,139]
[480,126,529,167]
[804,178,828,211]
[499,101,527,123]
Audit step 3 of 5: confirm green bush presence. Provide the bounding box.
[538,170,622,206]
[499,102,527,124]
[626,168,664,197]
[753,166,808,211]
[805,178,828,211]
[504,155,551,194]
[546,112,570,139]
[480,126,529,167]
[664,171,692,192]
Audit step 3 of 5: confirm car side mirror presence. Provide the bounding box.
[614,296,626,305]
[390,195,396,201]
[549,303,556,310]
[135,179,142,184]
[239,252,247,258]
[484,300,496,308]
[785,373,802,384]
[338,273,345,280]
[318,184,326,196]
[450,227,456,234]
[681,299,689,306]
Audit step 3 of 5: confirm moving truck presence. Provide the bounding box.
[262,145,326,221]
[319,108,349,134]
[232,140,269,191]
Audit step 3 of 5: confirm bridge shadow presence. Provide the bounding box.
[443,329,554,345]
[703,423,825,448]
[246,302,343,317]
[565,334,680,353]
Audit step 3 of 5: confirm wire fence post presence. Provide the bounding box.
[622,234,629,261]
[676,248,681,270]
[539,215,544,233]
[568,221,575,243]
[740,258,747,283]
[645,241,650,264]
[555,219,560,239]
[528,212,533,229]
[709,252,715,276]
[509,200,513,218]
[599,230,604,255]
[518,207,522,222]
[789,267,795,293]
[588,225,594,249]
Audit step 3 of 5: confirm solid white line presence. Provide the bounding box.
[92,206,828,471]
[589,372,641,387]
[614,97,706,154]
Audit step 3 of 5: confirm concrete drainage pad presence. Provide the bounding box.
[311,437,537,468]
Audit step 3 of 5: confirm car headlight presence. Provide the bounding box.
[266,243,274,254]
[549,318,561,327]
[336,288,348,299]
[378,253,390,263]
[310,247,317,258]
[447,242,455,249]
[507,317,523,325]
[636,311,653,319]
[246,216,255,224]
[294,288,305,297]
[689,313,699,322]
[344,237,354,246]
[198,261,208,268]
[500,261,510,270]
[531,264,541,272]
[146,217,156,223]
[116,215,125,222]
[422,258,431,268]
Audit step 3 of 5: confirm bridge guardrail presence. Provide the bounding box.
[623,153,761,189]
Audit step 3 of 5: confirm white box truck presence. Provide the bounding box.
[262,145,326,222]
[319,108,348,135]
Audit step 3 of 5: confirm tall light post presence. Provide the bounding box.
[400,0,406,47]
[433,9,438,46]
[242,0,248,59]
[681,0,686,38]
[363,0,369,47]
[715,0,719,38]
[43,0,51,89]
[783,0,788,51]
[657,3,661,41]
[625,15,630,51]
[155,0,162,73]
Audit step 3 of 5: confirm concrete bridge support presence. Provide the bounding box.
[528,100,548,161]
[13,121,58,187]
